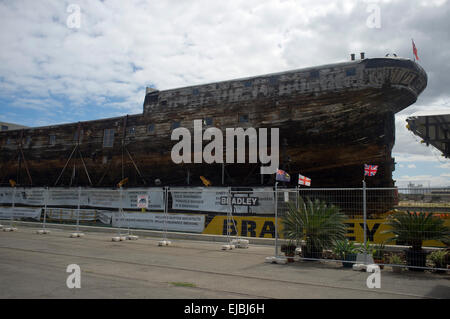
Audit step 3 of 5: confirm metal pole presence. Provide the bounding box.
[274,182,279,257]
[10,186,16,227]
[164,187,169,240]
[222,163,225,185]
[76,186,81,233]
[363,179,367,264]
[118,186,123,237]
[228,187,232,243]
[43,187,48,230]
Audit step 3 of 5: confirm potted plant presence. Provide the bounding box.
[282,198,347,260]
[333,239,358,268]
[427,250,448,273]
[383,211,450,271]
[281,242,297,262]
[388,254,403,273]
[372,243,386,269]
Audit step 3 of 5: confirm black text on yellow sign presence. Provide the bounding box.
[203,216,447,247]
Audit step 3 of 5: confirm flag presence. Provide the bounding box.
[200,176,212,187]
[412,39,419,61]
[298,174,311,186]
[276,169,290,182]
[364,164,378,177]
[117,177,128,188]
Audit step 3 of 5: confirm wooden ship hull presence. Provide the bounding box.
[0,57,427,189]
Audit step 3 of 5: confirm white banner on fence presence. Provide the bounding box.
[0,207,42,220]
[0,187,165,210]
[45,208,112,222]
[0,188,46,206]
[170,187,275,214]
[111,212,205,233]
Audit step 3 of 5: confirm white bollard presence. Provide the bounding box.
[265,256,277,263]
[112,235,127,242]
[275,256,288,264]
[352,263,367,271]
[158,240,171,246]
[70,232,84,238]
[264,256,288,264]
[231,239,249,249]
[221,244,235,250]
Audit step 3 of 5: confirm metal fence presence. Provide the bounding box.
[0,186,448,272]
[273,186,449,272]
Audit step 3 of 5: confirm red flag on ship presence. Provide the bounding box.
[364,164,378,177]
[412,39,419,61]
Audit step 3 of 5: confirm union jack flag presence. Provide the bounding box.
[364,164,378,177]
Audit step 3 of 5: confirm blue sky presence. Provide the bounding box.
[0,0,449,187]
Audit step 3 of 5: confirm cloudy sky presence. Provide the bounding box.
[0,0,449,187]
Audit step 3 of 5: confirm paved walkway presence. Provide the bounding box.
[0,225,449,299]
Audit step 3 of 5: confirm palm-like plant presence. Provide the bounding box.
[282,197,347,258]
[384,211,449,251]
[383,211,450,269]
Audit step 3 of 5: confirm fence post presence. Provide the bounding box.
[76,186,81,232]
[274,182,279,258]
[363,180,368,265]
[70,186,84,237]
[38,187,50,234]
[118,186,123,237]
[158,186,171,246]
[10,186,16,228]
[164,186,169,240]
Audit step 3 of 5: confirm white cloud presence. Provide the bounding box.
[1,0,448,127]
[437,163,450,169]
[407,164,416,168]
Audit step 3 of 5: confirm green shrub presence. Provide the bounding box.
[282,198,347,258]
[333,239,358,260]
[427,250,448,269]
[383,211,450,251]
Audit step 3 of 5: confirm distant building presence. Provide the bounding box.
[407,182,424,194]
[0,122,28,131]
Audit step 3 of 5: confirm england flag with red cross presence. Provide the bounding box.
[298,174,311,186]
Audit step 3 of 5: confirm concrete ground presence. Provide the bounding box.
[0,223,449,299]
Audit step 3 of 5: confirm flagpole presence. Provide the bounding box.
[363,177,367,265]
[274,181,279,258]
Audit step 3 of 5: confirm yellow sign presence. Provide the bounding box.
[202,215,448,247]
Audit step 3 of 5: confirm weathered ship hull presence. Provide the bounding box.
[0,57,427,189]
